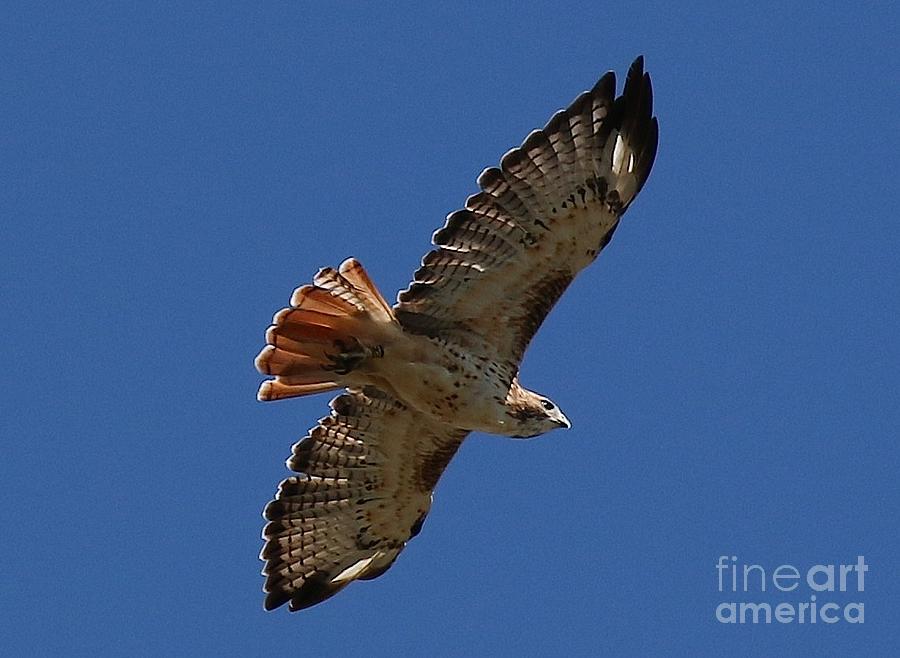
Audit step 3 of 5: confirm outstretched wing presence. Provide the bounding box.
[261,386,468,611]
[394,57,658,368]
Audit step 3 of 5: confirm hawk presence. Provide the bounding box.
[255,57,658,611]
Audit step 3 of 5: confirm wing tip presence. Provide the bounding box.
[263,590,292,611]
[262,574,348,612]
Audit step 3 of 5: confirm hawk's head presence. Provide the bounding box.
[505,387,571,438]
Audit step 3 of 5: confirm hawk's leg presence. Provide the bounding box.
[323,338,383,375]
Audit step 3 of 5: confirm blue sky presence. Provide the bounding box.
[2,2,898,656]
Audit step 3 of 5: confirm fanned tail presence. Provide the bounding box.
[255,259,396,401]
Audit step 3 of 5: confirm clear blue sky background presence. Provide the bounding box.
[2,2,898,656]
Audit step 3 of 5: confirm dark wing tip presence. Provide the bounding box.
[263,589,293,611]
[636,116,659,195]
[621,55,651,118]
[263,573,348,612]
[287,576,347,612]
[591,69,616,101]
[615,56,658,199]
[627,55,645,86]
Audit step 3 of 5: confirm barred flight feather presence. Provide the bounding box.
[395,57,657,366]
[261,386,468,611]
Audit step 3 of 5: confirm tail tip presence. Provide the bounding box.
[339,257,362,273]
[258,380,275,401]
[255,345,275,375]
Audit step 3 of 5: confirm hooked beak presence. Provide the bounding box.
[556,414,571,430]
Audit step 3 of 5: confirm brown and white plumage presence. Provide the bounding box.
[261,386,467,611]
[395,58,657,366]
[256,57,658,611]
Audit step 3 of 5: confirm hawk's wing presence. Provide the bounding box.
[261,386,468,611]
[394,57,658,369]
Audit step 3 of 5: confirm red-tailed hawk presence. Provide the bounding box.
[255,57,658,611]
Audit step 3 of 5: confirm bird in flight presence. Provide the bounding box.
[255,56,658,611]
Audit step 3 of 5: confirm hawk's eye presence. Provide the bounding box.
[540,400,555,411]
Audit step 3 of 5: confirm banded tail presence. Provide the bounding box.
[255,258,396,401]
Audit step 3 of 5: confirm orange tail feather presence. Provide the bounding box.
[255,259,396,401]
